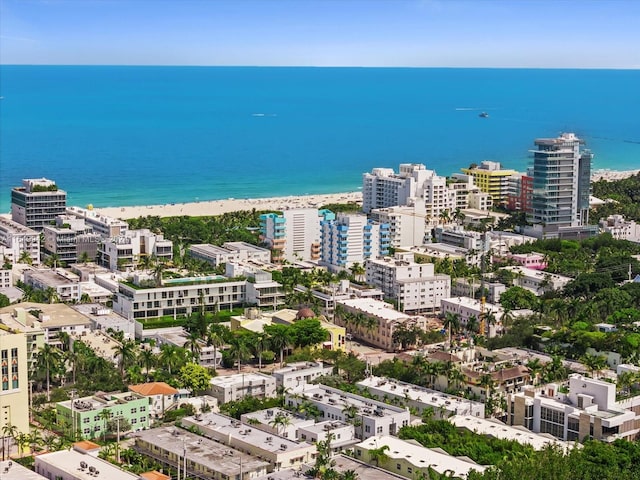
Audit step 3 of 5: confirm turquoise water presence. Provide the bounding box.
[1,66,638,212]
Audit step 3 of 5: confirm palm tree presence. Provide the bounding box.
[227,334,250,373]
[269,412,292,435]
[99,409,112,442]
[526,358,543,385]
[159,344,186,375]
[139,348,156,381]
[479,373,495,401]
[443,312,460,349]
[183,329,203,361]
[28,428,43,455]
[206,323,227,373]
[368,444,390,467]
[265,324,292,367]
[112,340,138,381]
[349,262,366,282]
[251,332,270,371]
[36,344,63,401]
[18,250,33,265]
[2,423,18,461]
[581,353,608,379]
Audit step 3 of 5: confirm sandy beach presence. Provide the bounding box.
[94,191,363,220]
[591,169,640,182]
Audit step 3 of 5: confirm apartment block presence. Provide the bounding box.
[207,373,277,404]
[599,214,640,243]
[358,376,485,419]
[440,296,503,337]
[241,408,314,440]
[508,374,640,442]
[0,307,45,374]
[99,229,173,271]
[24,268,82,303]
[365,252,451,314]
[370,204,429,248]
[271,361,333,389]
[355,436,485,479]
[0,217,40,265]
[56,391,150,440]
[66,206,129,238]
[461,161,516,204]
[128,382,180,418]
[35,445,139,480]
[182,412,315,471]
[11,178,67,231]
[337,298,428,351]
[133,427,270,480]
[43,216,101,265]
[320,214,390,272]
[225,263,286,310]
[285,384,410,439]
[500,266,572,295]
[260,209,335,263]
[0,328,29,438]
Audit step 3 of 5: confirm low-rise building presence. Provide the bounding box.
[354,435,485,479]
[272,361,334,390]
[241,408,314,440]
[71,304,136,340]
[358,376,485,419]
[66,206,129,238]
[297,420,357,449]
[365,252,451,314]
[35,444,139,480]
[0,216,40,265]
[56,391,150,440]
[285,384,410,439]
[128,382,180,418]
[182,412,316,471]
[207,373,277,404]
[501,266,572,295]
[133,427,270,480]
[336,298,428,351]
[506,252,547,270]
[440,296,504,337]
[270,308,346,351]
[225,263,285,310]
[599,214,640,243]
[99,229,173,271]
[0,459,46,480]
[43,216,100,265]
[508,374,640,442]
[23,268,82,303]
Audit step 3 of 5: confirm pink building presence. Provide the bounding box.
[507,252,547,270]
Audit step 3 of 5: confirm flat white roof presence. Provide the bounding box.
[451,416,574,451]
[501,265,572,282]
[36,449,139,480]
[357,436,485,478]
[340,298,410,321]
[1,460,46,480]
[441,296,502,313]
[295,384,407,417]
[242,408,313,428]
[209,372,275,388]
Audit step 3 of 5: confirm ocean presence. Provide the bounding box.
[0,66,639,212]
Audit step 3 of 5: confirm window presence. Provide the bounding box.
[131,408,137,414]
[396,464,401,470]
[131,418,137,424]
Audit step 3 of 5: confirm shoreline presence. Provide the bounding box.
[590,168,640,182]
[94,191,363,220]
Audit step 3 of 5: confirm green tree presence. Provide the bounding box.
[0,293,10,308]
[112,339,138,381]
[35,344,63,401]
[289,318,329,349]
[265,324,292,367]
[179,362,212,395]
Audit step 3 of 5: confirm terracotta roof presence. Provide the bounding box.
[73,440,101,452]
[491,365,530,382]
[428,351,463,363]
[141,471,171,480]
[128,382,179,396]
[296,307,316,320]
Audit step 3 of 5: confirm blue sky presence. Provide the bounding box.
[1,0,639,68]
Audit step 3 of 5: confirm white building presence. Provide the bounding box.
[509,374,640,442]
[99,229,173,271]
[500,266,572,295]
[260,209,335,262]
[128,382,181,418]
[43,216,101,265]
[182,412,316,471]
[285,384,410,439]
[365,252,451,314]
[0,459,46,480]
[241,408,314,440]
[66,206,129,238]
[358,376,485,419]
[0,216,40,265]
[23,268,82,303]
[440,296,504,337]
[225,263,286,310]
[35,446,139,480]
[207,373,277,404]
[320,214,390,272]
[337,298,428,351]
[272,361,334,389]
[11,178,67,231]
[354,436,485,479]
[370,204,429,249]
[599,214,640,243]
[298,420,357,449]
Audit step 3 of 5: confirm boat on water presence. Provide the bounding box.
[479,112,489,118]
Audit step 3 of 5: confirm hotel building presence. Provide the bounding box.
[11,178,67,231]
[365,252,451,314]
[320,214,390,272]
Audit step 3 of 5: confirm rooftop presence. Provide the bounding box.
[340,298,412,322]
[0,460,46,480]
[59,391,144,412]
[129,382,179,396]
[36,448,138,480]
[134,427,270,476]
[209,372,275,388]
[0,302,91,328]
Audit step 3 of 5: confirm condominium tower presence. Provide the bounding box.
[11,178,67,231]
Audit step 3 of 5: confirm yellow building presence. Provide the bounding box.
[0,326,30,439]
[461,161,515,204]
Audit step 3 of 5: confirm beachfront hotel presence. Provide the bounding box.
[365,252,451,314]
[260,208,335,263]
[11,178,67,231]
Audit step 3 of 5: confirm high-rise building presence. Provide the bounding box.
[527,133,594,237]
[461,161,516,204]
[320,214,389,272]
[259,209,335,263]
[0,328,30,439]
[11,178,67,231]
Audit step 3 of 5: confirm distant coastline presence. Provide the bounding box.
[590,169,640,182]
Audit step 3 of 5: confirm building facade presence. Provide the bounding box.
[272,361,334,389]
[0,328,30,439]
[461,161,516,204]
[99,229,173,271]
[11,178,67,231]
[0,217,40,265]
[207,373,277,404]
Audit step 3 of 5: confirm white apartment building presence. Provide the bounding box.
[337,298,428,351]
[0,216,40,265]
[225,263,286,310]
[370,204,429,248]
[66,206,129,238]
[358,376,485,418]
[113,274,249,320]
[355,436,485,479]
[43,216,101,265]
[0,269,11,289]
[434,226,489,251]
[285,384,411,439]
[35,447,139,480]
[365,252,451,314]
[272,361,334,389]
[241,408,314,440]
[298,420,357,449]
[440,296,504,337]
[11,178,67,231]
[599,214,640,243]
[99,229,173,271]
[182,412,316,471]
[320,214,390,272]
[207,373,277,404]
[24,268,82,302]
[508,374,640,442]
[260,209,335,262]
[501,266,572,295]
